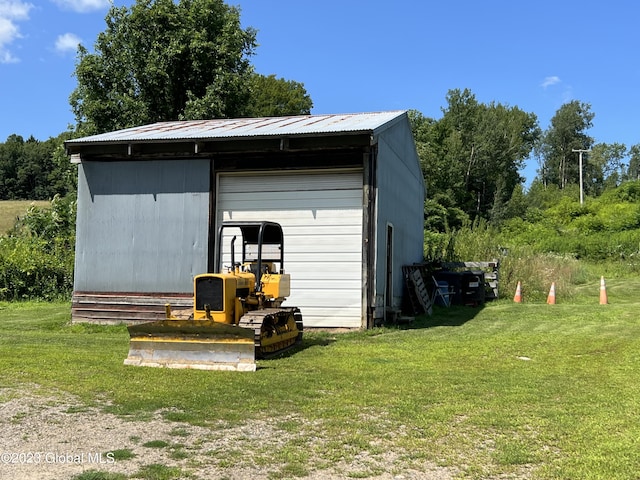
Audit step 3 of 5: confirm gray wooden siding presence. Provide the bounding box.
[74,159,210,294]
[374,121,425,313]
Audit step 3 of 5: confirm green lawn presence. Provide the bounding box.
[1,286,639,478]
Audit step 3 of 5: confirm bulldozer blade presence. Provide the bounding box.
[124,320,256,372]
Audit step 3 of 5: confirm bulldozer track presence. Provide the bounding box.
[238,307,303,359]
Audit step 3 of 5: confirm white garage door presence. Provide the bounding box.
[216,170,364,328]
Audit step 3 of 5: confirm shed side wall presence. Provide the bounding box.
[374,119,425,316]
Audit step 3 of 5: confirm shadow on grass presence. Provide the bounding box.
[258,335,336,367]
[395,304,486,330]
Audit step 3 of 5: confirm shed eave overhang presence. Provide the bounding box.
[65,131,375,161]
[64,111,406,159]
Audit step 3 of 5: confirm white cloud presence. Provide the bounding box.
[0,17,18,44]
[0,49,17,63]
[55,32,81,54]
[0,0,32,20]
[541,76,561,88]
[51,0,111,13]
[0,1,33,64]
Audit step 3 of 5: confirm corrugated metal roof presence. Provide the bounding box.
[67,111,407,144]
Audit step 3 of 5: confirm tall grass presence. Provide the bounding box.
[499,247,589,302]
[0,200,49,233]
[424,219,631,302]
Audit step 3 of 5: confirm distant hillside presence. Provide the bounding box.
[0,201,50,234]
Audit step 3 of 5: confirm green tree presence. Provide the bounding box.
[408,109,466,232]
[70,0,258,134]
[48,132,78,196]
[0,133,76,200]
[526,178,564,210]
[504,183,528,219]
[16,136,53,199]
[536,100,594,189]
[409,89,539,223]
[627,144,640,181]
[586,142,627,195]
[0,135,22,199]
[246,74,313,117]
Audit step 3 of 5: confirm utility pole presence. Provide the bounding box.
[572,148,591,205]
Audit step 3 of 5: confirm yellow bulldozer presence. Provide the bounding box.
[124,221,303,371]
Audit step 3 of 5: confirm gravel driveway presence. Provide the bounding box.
[0,385,456,480]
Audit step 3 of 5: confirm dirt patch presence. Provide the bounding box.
[0,385,457,479]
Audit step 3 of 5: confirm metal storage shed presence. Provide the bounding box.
[66,111,425,329]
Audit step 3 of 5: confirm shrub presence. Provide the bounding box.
[424,219,503,264]
[423,230,454,262]
[0,194,75,300]
[448,219,501,261]
[602,179,640,203]
[10,194,76,247]
[597,203,640,231]
[0,236,73,300]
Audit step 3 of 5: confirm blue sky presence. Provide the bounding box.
[1,0,639,185]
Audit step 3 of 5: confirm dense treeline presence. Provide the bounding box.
[0,132,76,200]
[410,89,540,226]
[410,89,640,231]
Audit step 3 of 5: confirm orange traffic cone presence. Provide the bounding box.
[513,281,522,303]
[599,276,608,305]
[546,282,556,305]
